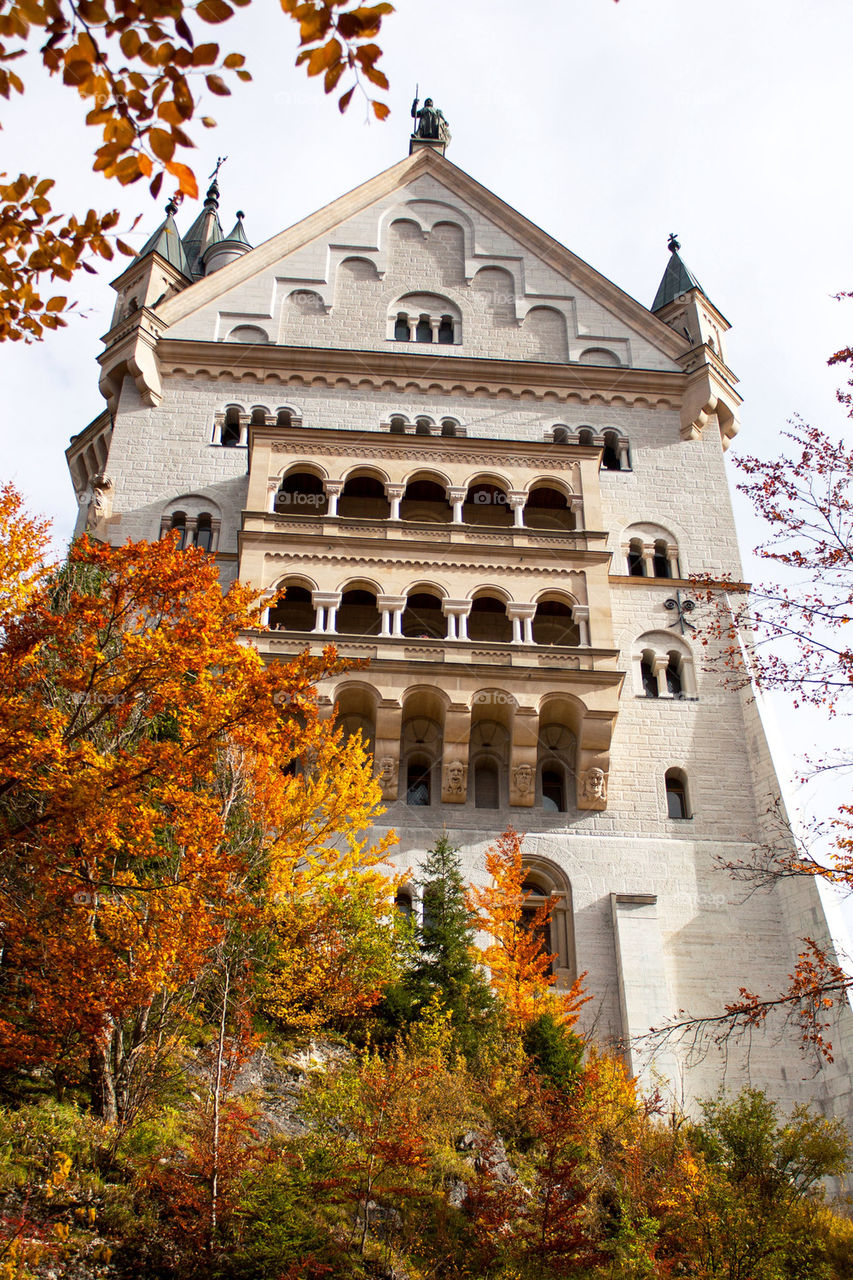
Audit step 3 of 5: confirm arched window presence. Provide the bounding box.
[415,417,433,436]
[337,588,381,636]
[601,431,621,471]
[394,312,410,342]
[518,861,576,984]
[552,426,570,444]
[339,474,390,520]
[402,591,445,639]
[521,877,553,972]
[628,539,645,577]
[537,717,576,816]
[474,759,500,809]
[395,888,413,918]
[577,427,595,447]
[401,709,442,807]
[665,769,690,819]
[169,512,187,549]
[468,595,511,644]
[525,485,575,532]
[221,406,241,448]
[640,652,658,698]
[438,315,454,343]
[389,414,407,435]
[275,471,327,514]
[532,599,579,647]
[400,479,451,523]
[653,539,670,578]
[268,584,315,632]
[250,406,267,427]
[276,408,293,428]
[666,652,684,697]
[464,482,512,527]
[415,314,432,343]
[440,419,458,437]
[195,513,213,552]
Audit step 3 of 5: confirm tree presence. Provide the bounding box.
[0,0,393,340]
[655,420,853,1061]
[0,488,388,1123]
[401,834,496,1060]
[468,826,588,1030]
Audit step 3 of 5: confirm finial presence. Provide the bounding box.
[165,196,179,217]
[668,232,681,253]
[209,156,228,182]
[236,210,244,219]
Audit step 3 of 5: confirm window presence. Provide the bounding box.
[653,540,670,578]
[577,428,595,447]
[268,584,315,632]
[394,312,410,341]
[406,761,431,806]
[666,654,683,697]
[415,314,433,343]
[438,315,454,344]
[440,419,458,437]
[389,414,407,435]
[542,768,565,812]
[602,431,621,471]
[415,417,433,436]
[665,769,690,819]
[221,406,241,448]
[276,408,293,428]
[474,759,500,809]
[169,512,187,549]
[641,654,658,698]
[195,513,212,552]
[628,539,645,577]
[552,426,570,444]
[395,888,413,919]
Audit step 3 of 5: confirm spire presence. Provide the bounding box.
[224,210,251,247]
[181,167,225,279]
[202,209,253,274]
[651,233,706,312]
[135,199,191,277]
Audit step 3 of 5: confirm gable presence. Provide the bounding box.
[158,151,687,373]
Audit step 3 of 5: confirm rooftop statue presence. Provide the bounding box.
[411,94,451,144]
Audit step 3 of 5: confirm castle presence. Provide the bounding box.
[66,110,853,1123]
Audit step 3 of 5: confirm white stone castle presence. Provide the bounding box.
[67,112,853,1124]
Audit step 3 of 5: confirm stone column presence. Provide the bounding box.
[238,420,249,447]
[569,494,585,528]
[430,318,441,343]
[573,604,591,647]
[652,654,669,698]
[385,483,405,521]
[442,599,470,640]
[408,317,418,342]
[618,440,631,471]
[324,479,343,517]
[506,602,536,644]
[312,591,341,635]
[508,491,526,528]
[378,595,406,638]
[267,478,280,513]
[642,544,656,578]
[666,545,681,579]
[448,487,467,524]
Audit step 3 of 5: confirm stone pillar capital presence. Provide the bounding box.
[505,602,537,620]
[323,479,344,495]
[442,598,473,616]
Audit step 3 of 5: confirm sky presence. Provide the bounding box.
[1,0,851,926]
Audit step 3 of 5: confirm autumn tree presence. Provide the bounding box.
[0,488,388,1124]
[0,0,393,339]
[468,827,588,1031]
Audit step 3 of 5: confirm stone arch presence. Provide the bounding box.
[578,346,621,366]
[471,265,516,326]
[227,324,269,344]
[633,630,697,698]
[518,855,577,982]
[424,221,466,285]
[522,306,569,362]
[285,288,326,315]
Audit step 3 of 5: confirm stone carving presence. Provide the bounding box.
[411,95,451,143]
[581,767,607,806]
[512,763,534,796]
[443,759,467,796]
[377,756,397,797]
[85,474,113,530]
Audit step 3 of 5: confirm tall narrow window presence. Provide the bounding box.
[602,432,621,471]
[195,514,213,552]
[221,407,241,447]
[641,655,658,698]
[665,770,689,819]
[407,762,431,807]
[394,312,410,341]
[628,539,645,577]
[474,760,500,810]
[542,768,565,813]
[170,512,187,549]
[666,656,683,697]
[395,889,413,920]
[416,314,432,343]
[438,315,454,343]
[653,540,670,578]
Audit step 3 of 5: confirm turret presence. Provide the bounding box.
[203,210,252,274]
[652,234,741,448]
[182,174,224,279]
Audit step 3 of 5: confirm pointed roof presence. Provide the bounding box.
[156,148,689,362]
[222,210,251,247]
[182,177,224,278]
[136,199,191,276]
[652,234,706,312]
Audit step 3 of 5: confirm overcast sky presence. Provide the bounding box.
[1,0,851,927]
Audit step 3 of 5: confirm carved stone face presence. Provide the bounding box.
[445,760,465,793]
[378,757,396,784]
[583,767,606,800]
[513,764,534,795]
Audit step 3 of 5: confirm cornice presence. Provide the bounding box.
[247,544,610,576]
[260,427,590,468]
[159,338,684,409]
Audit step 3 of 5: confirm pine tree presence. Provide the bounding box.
[407,834,496,1059]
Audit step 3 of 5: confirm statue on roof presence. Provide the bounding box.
[411,94,450,143]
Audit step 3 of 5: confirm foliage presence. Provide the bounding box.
[0,0,393,339]
[0,490,388,1126]
[523,1012,584,1094]
[469,826,589,1029]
